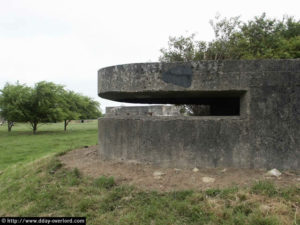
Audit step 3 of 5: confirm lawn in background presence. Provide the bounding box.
[0,121,98,170]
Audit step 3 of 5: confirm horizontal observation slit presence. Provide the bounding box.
[181,97,240,116]
[103,90,247,117]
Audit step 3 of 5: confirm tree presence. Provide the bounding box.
[237,14,300,59]
[0,81,102,133]
[159,13,300,115]
[21,81,66,133]
[0,82,30,131]
[160,13,299,62]
[78,95,102,121]
[159,34,208,62]
[61,91,82,131]
[60,91,101,131]
[0,81,66,133]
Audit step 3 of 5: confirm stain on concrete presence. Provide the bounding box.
[162,65,193,88]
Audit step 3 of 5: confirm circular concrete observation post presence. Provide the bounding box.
[98,60,300,169]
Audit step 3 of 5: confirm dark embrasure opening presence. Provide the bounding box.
[100,90,245,116]
[184,97,240,116]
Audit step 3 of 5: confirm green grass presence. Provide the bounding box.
[0,121,98,170]
[251,180,300,201]
[1,157,298,224]
[0,122,299,224]
[251,180,278,197]
[94,176,116,189]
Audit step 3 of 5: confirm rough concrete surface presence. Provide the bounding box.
[98,59,300,169]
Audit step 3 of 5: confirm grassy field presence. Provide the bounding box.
[0,122,299,224]
[0,121,98,170]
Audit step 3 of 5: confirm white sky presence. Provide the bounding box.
[0,0,299,112]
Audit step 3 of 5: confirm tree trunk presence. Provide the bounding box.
[33,122,37,134]
[7,121,13,132]
[64,120,71,131]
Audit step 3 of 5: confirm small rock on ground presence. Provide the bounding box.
[202,177,215,183]
[153,171,165,179]
[266,168,281,177]
[193,167,199,172]
[153,171,165,176]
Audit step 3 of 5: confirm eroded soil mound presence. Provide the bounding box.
[59,146,300,191]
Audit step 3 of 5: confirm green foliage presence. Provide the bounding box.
[0,82,31,131]
[0,81,66,133]
[61,91,82,129]
[24,81,66,133]
[78,95,102,120]
[238,14,300,59]
[159,34,208,62]
[60,90,102,131]
[160,13,300,62]
[0,81,102,133]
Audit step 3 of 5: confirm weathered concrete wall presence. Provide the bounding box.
[106,105,182,117]
[249,85,300,169]
[98,59,300,169]
[98,116,249,168]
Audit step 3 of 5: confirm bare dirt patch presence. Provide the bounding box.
[59,146,300,192]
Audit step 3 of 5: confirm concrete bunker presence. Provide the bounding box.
[98,60,300,169]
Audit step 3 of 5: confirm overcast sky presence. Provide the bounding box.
[0,0,299,112]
